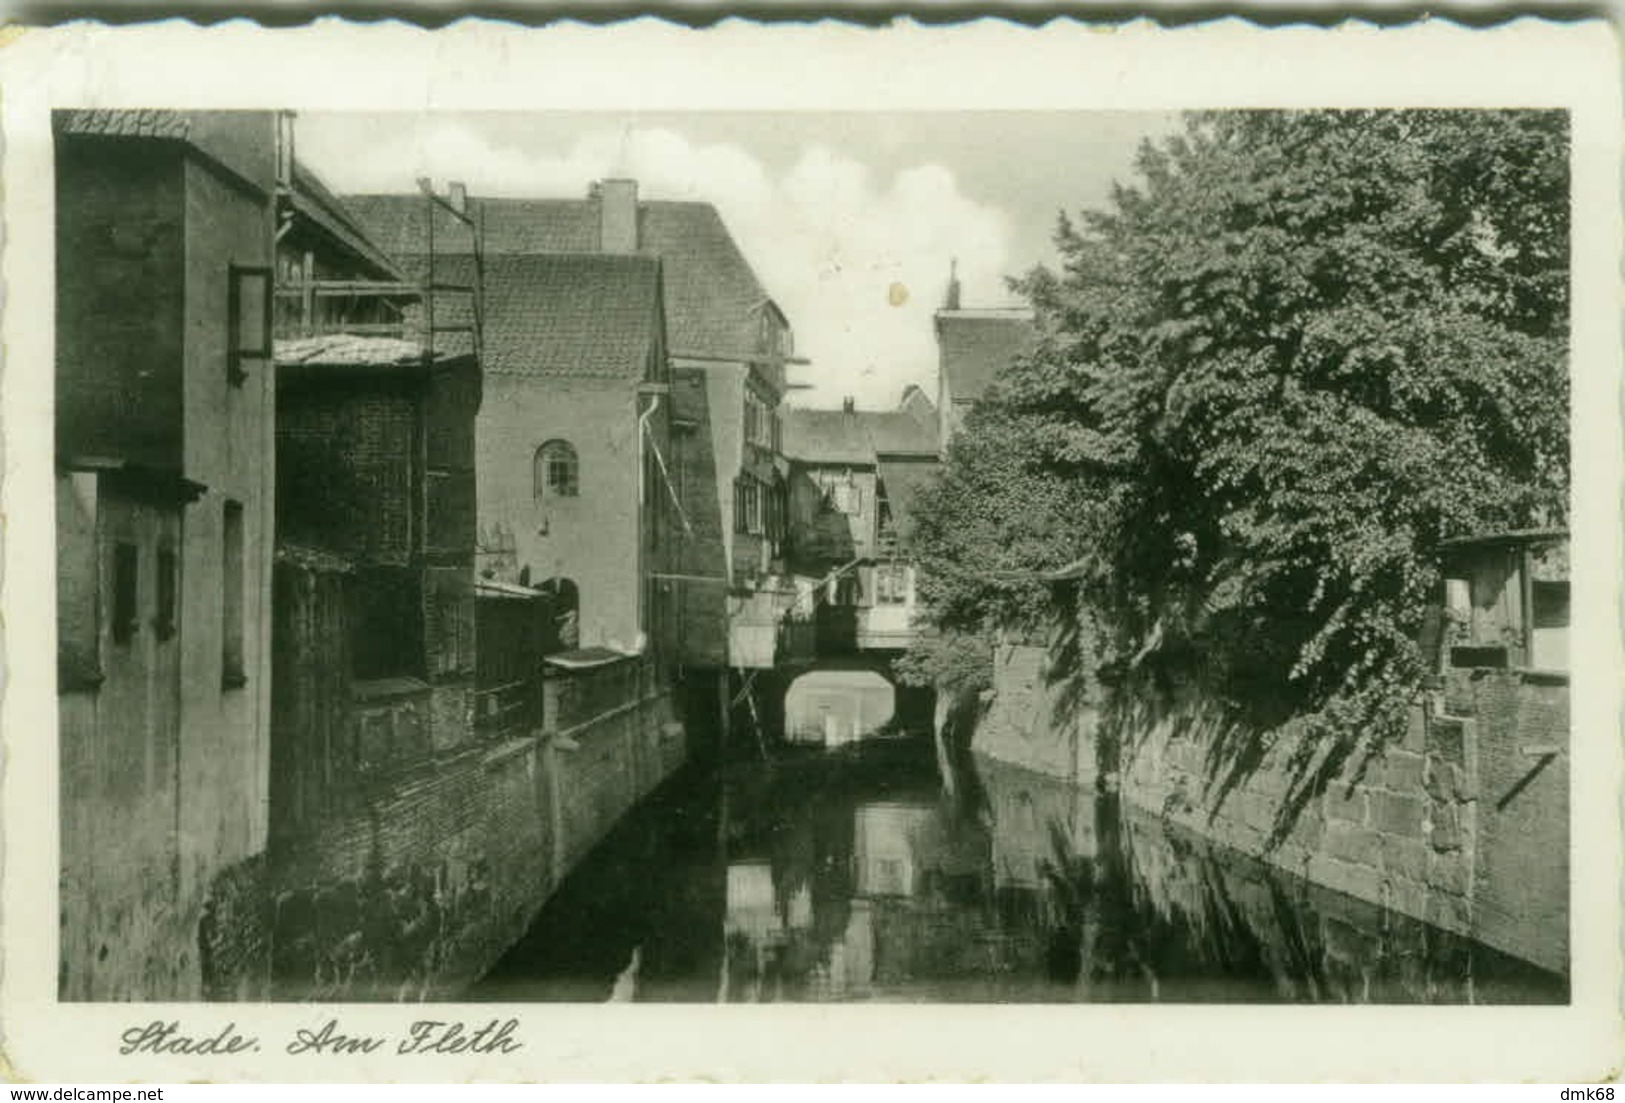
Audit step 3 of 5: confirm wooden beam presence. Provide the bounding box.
[273,280,424,297]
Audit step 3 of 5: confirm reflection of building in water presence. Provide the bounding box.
[854,802,935,896]
[852,800,989,901]
[814,899,876,1000]
[726,860,780,941]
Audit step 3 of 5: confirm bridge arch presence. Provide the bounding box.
[784,667,896,746]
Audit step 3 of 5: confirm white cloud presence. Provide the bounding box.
[298,116,1017,410]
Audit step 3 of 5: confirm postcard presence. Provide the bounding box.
[1,15,1620,1083]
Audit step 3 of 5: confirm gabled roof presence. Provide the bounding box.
[480,253,663,380]
[55,109,278,197]
[935,308,1036,407]
[343,193,777,362]
[867,410,939,457]
[783,405,939,465]
[781,409,876,466]
[56,109,192,141]
[288,160,405,281]
[898,383,936,419]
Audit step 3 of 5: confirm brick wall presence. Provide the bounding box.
[546,658,685,872]
[206,659,688,1001]
[246,740,554,1001]
[268,560,353,848]
[278,384,418,566]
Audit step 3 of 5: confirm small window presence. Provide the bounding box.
[111,542,139,645]
[735,478,763,536]
[227,264,273,385]
[154,545,178,641]
[877,565,909,605]
[535,440,579,500]
[222,500,245,688]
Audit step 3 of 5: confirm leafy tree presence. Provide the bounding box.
[915,109,1569,741]
[909,400,1098,635]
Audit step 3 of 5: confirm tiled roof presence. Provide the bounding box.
[55,109,191,140]
[343,193,775,361]
[480,253,662,380]
[867,410,938,456]
[783,406,938,465]
[782,409,876,466]
[936,309,1036,407]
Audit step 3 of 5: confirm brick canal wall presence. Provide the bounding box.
[963,645,1568,976]
[203,657,686,1001]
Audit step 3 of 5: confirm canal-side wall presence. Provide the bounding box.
[973,755,1524,1001]
[971,644,1097,783]
[1112,668,1568,976]
[203,655,685,1001]
[961,641,1568,976]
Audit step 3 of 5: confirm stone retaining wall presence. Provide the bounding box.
[958,642,1568,976]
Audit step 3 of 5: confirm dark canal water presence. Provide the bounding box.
[472,738,1566,1004]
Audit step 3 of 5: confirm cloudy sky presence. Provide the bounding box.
[298,111,1177,409]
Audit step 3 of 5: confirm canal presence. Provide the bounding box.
[472,737,1566,1004]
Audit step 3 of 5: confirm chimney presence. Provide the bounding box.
[842,396,856,414]
[275,112,296,188]
[447,181,467,216]
[944,257,962,311]
[597,179,639,254]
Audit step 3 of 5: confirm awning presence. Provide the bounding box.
[476,578,544,600]
[544,646,633,671]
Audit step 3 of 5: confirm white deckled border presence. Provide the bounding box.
[0,17,1619,1084]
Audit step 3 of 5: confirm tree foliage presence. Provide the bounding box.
[913,109,1569,737]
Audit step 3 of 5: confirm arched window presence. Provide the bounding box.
[535,440,579,500]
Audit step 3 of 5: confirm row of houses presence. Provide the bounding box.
[52,109,819,1000]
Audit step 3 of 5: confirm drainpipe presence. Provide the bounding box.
[637,392,662,505]
[637,391,662,657]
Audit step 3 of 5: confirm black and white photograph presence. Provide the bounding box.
[2,16,1619,1085]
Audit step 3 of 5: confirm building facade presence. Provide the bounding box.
[932,267,1036,451]
[55,109,279,1000]
[469,251,676,658]
[782,397,938,657]
[345,181,797,674]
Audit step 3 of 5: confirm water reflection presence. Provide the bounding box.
[473,741,1565,1004]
